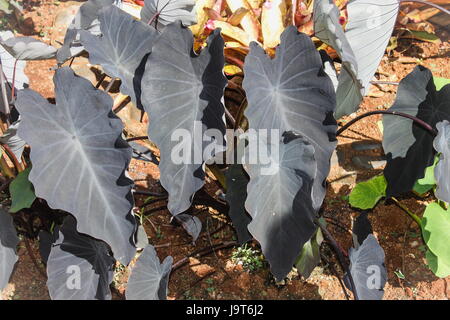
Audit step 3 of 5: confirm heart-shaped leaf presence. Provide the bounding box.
[56,0,117,64]
[46,216,115,300]
[382,66,450,197]
[434,77,450,91]
[0,31,28,92]
[0,207,19,290]
[344,0,399,101]
[242,26,337,211]
[426,249,450,278]
[433,120,450,203]
[314,0,400,118]
[349,175,386,210]
[9,167,36,213]
[244,132,318,281]
[313,0,363,119]
[80,5,157,110]
[141,22,227,215]
[135,224,149,250]
[16,67,136,265]
[140,0,196,30]
[0,36,56,60]
[422,202,450,276]
[225,164,252,245]
[349,234,387,300]
[413,156,438,195]
[126,245,173,300]
[173,213,202,242]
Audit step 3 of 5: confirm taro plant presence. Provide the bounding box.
[346,67,450,279]
[0,0,448,301]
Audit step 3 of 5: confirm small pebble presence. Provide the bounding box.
[410,241,419,248]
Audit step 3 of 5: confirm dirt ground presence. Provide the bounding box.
[1,0,450,300]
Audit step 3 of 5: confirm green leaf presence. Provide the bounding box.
[349,175,386,209]
[413,155,438,195]
[407,30,441,44]
[394,269,405,280]
[425,249,450,278]
[421,202,450,276]
[9,168,36,213]
[413,182,433,196]
[434,77,450,91]
[0,0,12,14]
[295,228,323,279]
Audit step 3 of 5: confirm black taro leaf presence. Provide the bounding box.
[174,214,202,242]
[313,0,362,119]
[135,224,149,249]
[349,234,387,300]
[80,5,157,109]
[433,120,450,203]
[353,211,372,247]
[46,216,115,300]
[0,119,25,163]
[56,0,116,64]
[345,0,399,93]
[244,132,318,281]
[225,164,252,244]
[314,0,400,118]
[295,228,323,279]
[382,66,450,197]
[0,82,13,116]
[39,228,60,264]
[126,245,173,300]
[141,22,227,216]
[140,0,196,30]
[319,50,338,91]
[242,26,337,211]
[15,67,136,265]
[0,36,57,60]
[0,31,28,91]
[0,207,19,290]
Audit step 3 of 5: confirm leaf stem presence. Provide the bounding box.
[234,97,247,131]
[320,253,350,300]
[370,80,399,86]
[316,219,359,300]
[1,143,23,173]
[336,110,437,137]
[0,57,10,125]
[224,106,236,128]
[390,197,422,227]
[95,73,107,89]
[126,136,149,142]
[10,59,17,104]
